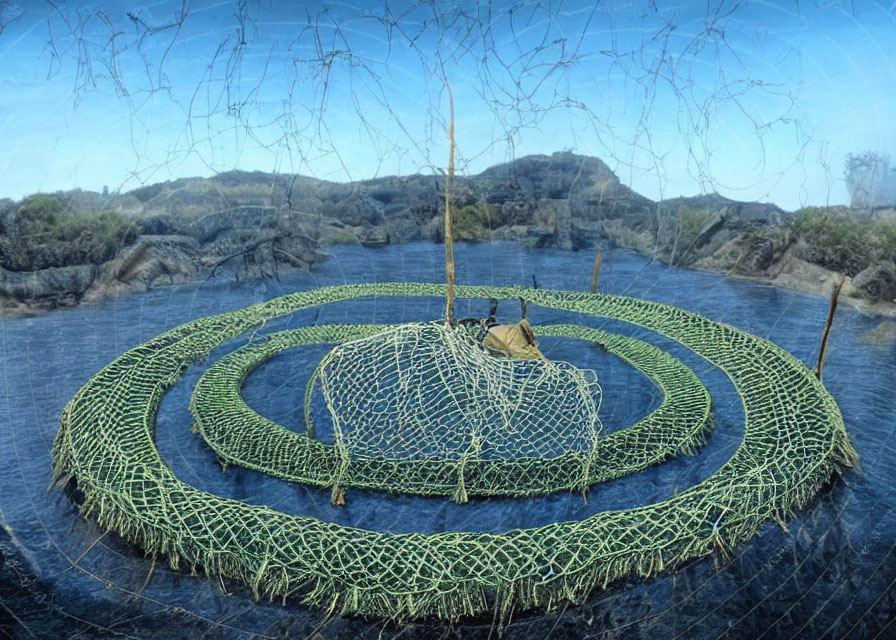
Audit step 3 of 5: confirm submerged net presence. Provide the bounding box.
[52,283,857,623]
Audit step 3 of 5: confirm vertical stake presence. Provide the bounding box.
[816,275,845,381]
[444,79,456,327]
[590,250,603,294]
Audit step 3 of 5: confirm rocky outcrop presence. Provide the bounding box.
[306,152,655,251]
[187,207,282,242]
[0,236,201,315]
[690,229,794,276]
[468,153,654,250]
[859,319,896,344]
[852,261,896,303]
[0,263,98,314]
[82,236,200,303]
[186,207,324,281]
[3,152,894,317]
[1,210,324,316]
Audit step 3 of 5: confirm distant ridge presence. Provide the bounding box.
[2,152,893,316]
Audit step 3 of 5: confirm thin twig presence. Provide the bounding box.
[135,554,157,597]
[545,600,571,639]
[60,530,108,575]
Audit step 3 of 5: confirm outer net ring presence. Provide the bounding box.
[52,283,856,622]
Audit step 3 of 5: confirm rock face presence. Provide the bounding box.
[852,262,896,303]
[347,152,655,250]
[635,194,788,269]
[0,236,202,315]
[3,151,893,316]
[185,206,323,280]
[82,236,200,303]
[1,207,324,316]
[0,263,98,313]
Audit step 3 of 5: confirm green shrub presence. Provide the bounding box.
[453,203,504,241]
[3,195,139,269]
[789,207,871,273]
[71,211,140,262]
[16,194,65,239]
[870,219,896,263]
[678,205,710,245]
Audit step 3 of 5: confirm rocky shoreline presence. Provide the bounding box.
[2,152,894,323]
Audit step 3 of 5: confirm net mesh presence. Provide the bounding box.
[52,282,858,623]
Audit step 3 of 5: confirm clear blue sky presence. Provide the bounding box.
[1,0,894,210]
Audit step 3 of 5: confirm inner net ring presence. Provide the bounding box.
[191,323,714,500]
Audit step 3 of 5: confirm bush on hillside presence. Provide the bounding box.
[453,203,504,241]
[0,194,139,270]
[788,206,896,274]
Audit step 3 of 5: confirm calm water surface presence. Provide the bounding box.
[1,243,894,639]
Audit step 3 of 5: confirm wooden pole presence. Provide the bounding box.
[444,80,456,326]
[590,250,603,293]
[816,275,845,380]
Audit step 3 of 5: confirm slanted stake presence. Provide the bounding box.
[816,275,845,380]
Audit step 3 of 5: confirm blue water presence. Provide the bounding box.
[1,242,894,639]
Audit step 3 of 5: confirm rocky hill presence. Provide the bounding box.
[1,152,894,316]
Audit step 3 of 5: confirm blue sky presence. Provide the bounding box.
[0,0,894,210]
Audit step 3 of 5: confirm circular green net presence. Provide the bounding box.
[52,283,857,623]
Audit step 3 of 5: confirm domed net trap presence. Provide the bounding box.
[309,318,603,502]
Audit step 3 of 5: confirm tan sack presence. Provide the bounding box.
[483,319,545,360]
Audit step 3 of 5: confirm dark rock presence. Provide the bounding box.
[793,238,870,277]
[852,262,896,302]
[136,215,179,235]
[187,207,281,243]
[89,236,199,293]
[359,226,390,247]
[745,234,782,273]
[0,263,97,308]
[660,193,786,228]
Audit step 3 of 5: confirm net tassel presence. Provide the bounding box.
[331,487,346,506]
[452,470,469,504]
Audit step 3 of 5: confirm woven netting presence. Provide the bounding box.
[52,283,857,623]
[190,323,713,501]
[321,321,601,454]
